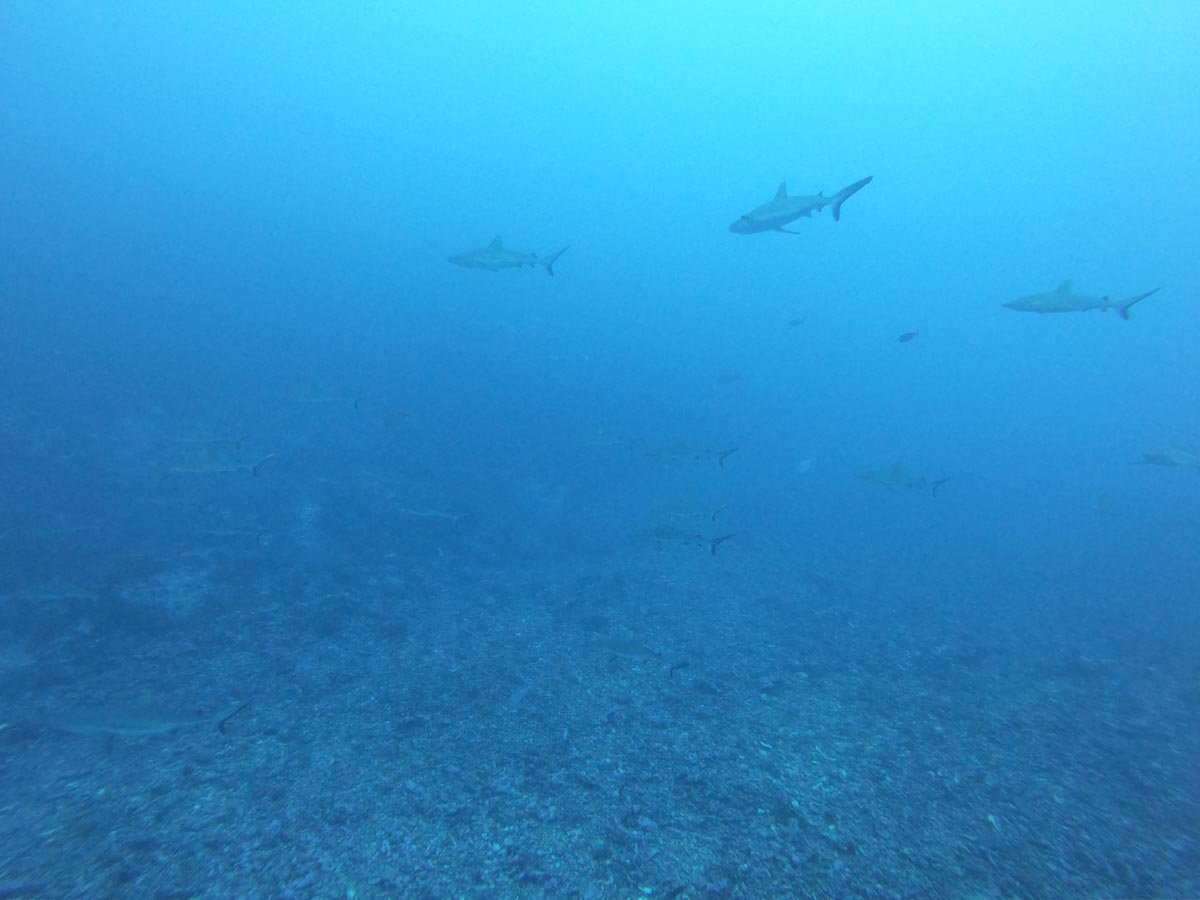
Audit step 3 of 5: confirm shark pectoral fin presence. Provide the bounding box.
[774,227,804,235]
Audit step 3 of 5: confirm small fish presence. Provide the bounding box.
[898,331,919,343]
[787,317,805,328]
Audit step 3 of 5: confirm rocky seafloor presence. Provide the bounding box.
[1,545,1196,900]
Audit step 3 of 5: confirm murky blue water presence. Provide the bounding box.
[1,4,1196,898]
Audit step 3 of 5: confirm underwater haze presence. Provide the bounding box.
[1,2,1198,898]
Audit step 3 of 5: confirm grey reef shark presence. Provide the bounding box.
[1003,281,1160,320]
[449,235,569,276]
[730,176,873,234]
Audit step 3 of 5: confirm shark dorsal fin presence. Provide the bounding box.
[489,235,504,249]
[1055,280,1072,295]
[774,182,788,200]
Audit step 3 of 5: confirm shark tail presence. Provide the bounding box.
[1116,287,1161,320]
[214,700,250,734]
[251,454,276,477]
[540,245,570,277]
[829,175,873,222]
[930,477,951,497]
[710,533,736,555]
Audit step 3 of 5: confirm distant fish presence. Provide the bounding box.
[644,441,739,468]
[396,506,465,525]
[163,454,275,479]
[632,523,736,555]
[898,331,919,343]
[172,432,254,451]
[787,317,805,328]
[50,700,249,737]
[196,526,271,547]
[448,235,569,276]
[294,392,362,410]
[1137,445,1200,471]
[580,428,632,450]
[603,637,663,662]
[656,502,725,524]
[1002,281,1161,319]
[857,464,951,497]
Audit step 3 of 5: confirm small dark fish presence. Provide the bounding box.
[787,317,805,328]
[898,331,919,343]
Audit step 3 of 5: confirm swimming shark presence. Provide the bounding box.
[1138,445,1200,471]
[449,235,569,276]
[163,454,275,479]
[50,700,249,737]
[729,176,873,234]
[857,465,950,497]
[1002,281,1161,320]
[644,441,740,468]
[631,523,736,555]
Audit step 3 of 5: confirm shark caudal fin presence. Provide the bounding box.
[540,245,570,277]
[214,700,250,734]
[1116,287,1161,320]
[251,454,276,477]
[829,176,873,222]
[709,533,736,556]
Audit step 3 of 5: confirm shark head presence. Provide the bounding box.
[1002,295,1039,312]
[728,215,756,234]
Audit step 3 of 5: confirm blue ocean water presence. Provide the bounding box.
[1,2,1197,898]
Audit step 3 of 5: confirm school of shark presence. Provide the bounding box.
[451,175,1162,323]
[447,172,1171,505]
